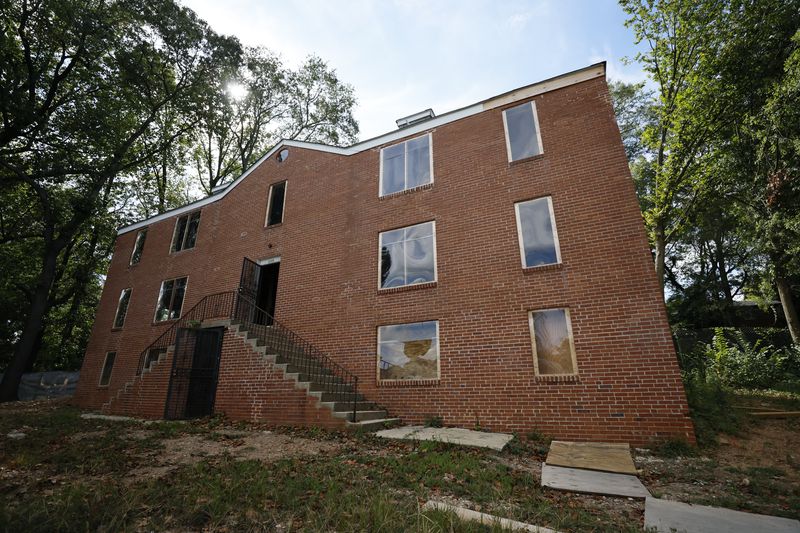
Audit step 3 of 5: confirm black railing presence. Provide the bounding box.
[136,291,236,375]
[233,292,360,423]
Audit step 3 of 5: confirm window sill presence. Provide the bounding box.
[379,378,440,387]
[111,327,123,332]
[379,182,433,200]
[534,374,580,384]
[264,222,283,229]
[97,385,109,389]
[509,153,545,167]
[522,262,563,275]
[378,281,437,294]
[151,319,178,327]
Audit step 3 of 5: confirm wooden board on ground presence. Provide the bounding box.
[541,464,651,499]
[545,440,638,475]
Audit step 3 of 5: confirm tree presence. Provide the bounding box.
[0,0,241,400]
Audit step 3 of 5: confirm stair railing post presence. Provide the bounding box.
[352,376,358,423]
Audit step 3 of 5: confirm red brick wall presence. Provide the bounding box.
[74,74,695,445]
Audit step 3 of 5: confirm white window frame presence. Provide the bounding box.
[129,228,147,265]
[98,351,116,387]
[170,210,201,253]
[502,100,544,162]
[265,181,288,227]
[113,288,132,329]
[528,308,579,377]
[153,276,189,323]
[514,196,562,268]
[376,320,441,382]
[377,220,438,290]
[378,132,434,197]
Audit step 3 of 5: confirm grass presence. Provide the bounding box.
[0,404,642,532]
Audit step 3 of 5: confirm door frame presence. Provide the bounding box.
[164,326,224,420]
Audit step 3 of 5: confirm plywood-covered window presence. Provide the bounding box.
[514,197,561,268]
[378,321,439,381]
[98,352,116,387]
[380,133,433,196]
[503,101,543,161]
[113,288,132,329]
[528,308,578,376]
[379,221,436,289]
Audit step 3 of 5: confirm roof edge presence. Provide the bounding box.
[117,62,606,235]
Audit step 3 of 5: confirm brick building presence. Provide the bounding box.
[73,63,696,445]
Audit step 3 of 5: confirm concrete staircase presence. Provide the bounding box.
[229,319,399,430]
[101,347,171,416]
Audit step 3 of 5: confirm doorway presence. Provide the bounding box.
[164,326,224,420]
[238,257,280,325]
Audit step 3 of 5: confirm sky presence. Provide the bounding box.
[181,0,648,142]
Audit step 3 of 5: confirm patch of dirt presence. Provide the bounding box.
[129,429,342,481]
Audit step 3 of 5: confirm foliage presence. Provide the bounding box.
[682,372,741,446]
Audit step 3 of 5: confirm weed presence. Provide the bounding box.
[424,415,444,428]
[652,438,698,458]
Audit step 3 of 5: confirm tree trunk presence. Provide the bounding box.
[653,224,667,298]
[0,240,61,401]
[776,275,800,344]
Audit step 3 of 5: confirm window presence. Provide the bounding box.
[514,197,561,268]
[266,181,286,226]
[154,277,187,322]
[144,347,166,371]
[113,288,132,329]
[171,211,201,252]
[99,352,116,386]
[378,321,439,381]
[276,148,289,162]
[130,229,147,265]
[379,221,436,289]
[380,133,432,196]
[528,309,578,376]
[503,101,543,161]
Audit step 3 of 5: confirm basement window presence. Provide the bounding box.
[113,288,132,329]
[130,229,147,265]
[514,196,561,268]
[503,101,543,161]
[379,221,436,289]
[380,133,433,196]
[266,181,286,226]
[171,211,201,252]
[154,277,187,322]
[528,308,578,376]
[98,352,116,387]
[378,320,439,381]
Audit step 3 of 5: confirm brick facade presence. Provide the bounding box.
[73,64,696,445]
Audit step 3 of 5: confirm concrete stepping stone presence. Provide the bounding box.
[546,440,638,475]
[423,500,559,532]
[540,464,650,498]
[375,425,513,451]
[644,497,800,533]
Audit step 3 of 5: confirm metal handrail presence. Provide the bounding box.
[233,291,360,423]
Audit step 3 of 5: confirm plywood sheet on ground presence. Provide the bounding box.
[541,464,651,498]
[644,497,800,533]
[545,440,638,475]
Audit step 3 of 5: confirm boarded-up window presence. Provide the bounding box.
[130,229,147,265]
[99,352,116,386]
[154,277,187,322]
[503,101,543,161]
[380,133,432,196]
[171,211,201,252]
[514,197,560,268]
[528,309,577,376]
[379,221,436,289]
[378,321,439,381]
[113,288,132,329]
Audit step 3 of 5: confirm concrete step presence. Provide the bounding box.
[326,401,379,412]
[347,418,401,431]
[308,381,355,394]
[317,391,367,403]
[334,410,389,423]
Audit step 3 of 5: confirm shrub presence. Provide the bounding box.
[704,329,791,389]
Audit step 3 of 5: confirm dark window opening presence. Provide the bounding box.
[267,182,286,226]
[276,148,289,162]
[113,288,132,329]
[155,277,187,322]
[145,347,166,371]
[130,229,147,265]
[171,212,201,252]
[99,352,116,386]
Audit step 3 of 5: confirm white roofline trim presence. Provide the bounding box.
[118,62,605,235]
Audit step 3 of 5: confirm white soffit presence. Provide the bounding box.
[118,62,606,235]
